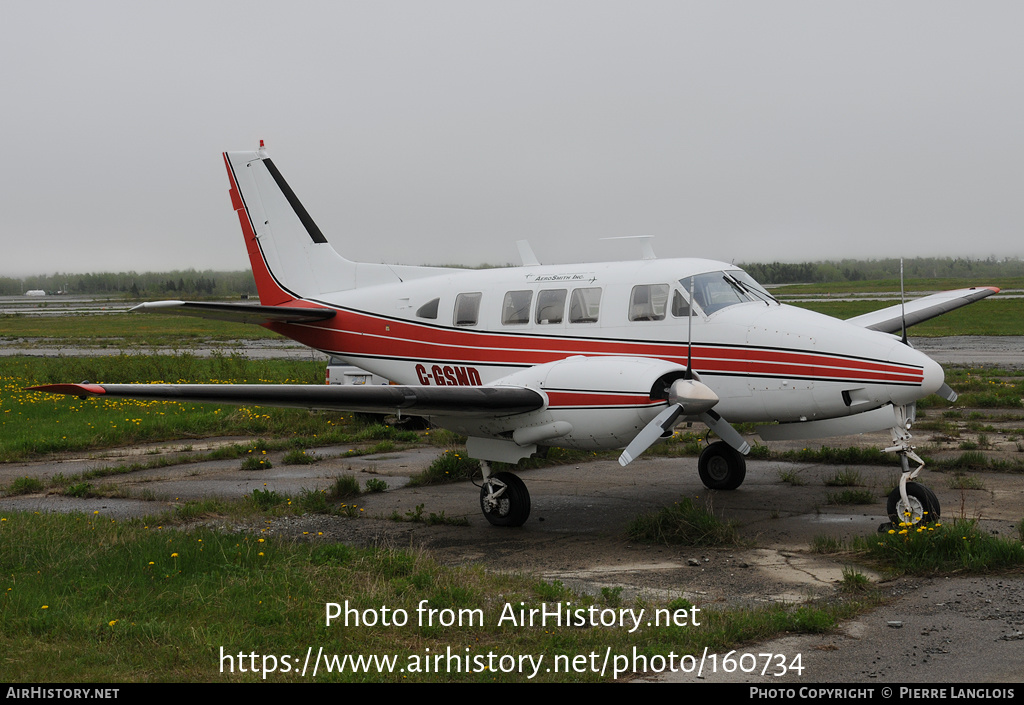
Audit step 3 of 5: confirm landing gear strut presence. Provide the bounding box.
[479,464,531,527]
[883,404,941,527]
[698,441,746,490]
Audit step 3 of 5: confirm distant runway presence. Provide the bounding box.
[912,336,1024,369]
[0,338,324,360]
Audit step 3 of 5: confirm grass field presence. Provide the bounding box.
[0,313,276,345]
[790,297,1021,336]
[769,276,1024,296]
[0,508,868,682]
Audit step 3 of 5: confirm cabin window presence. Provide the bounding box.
[569,287,601,323]
[628,284,669,321]
[671,290,690,318]
[535,289,567,324]
[502,290,532,325]
[453,292,482,326]
[416,298,440,320]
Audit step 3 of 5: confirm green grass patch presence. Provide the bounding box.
[777,469,806,486]
[809,535,846,554]
[408,449,481,486]
[825,489,875,506]
[241,454,273,471]
[364,478,388,493]
[933,451,989,470]
[389,503,470,527]
[839,567,872,593]
[625,497,742,546]
[6,476,44,496]
[947,473,985,490]
[283,449,317,465]
[852,518,1024,575]
[775,446,890,466]
[326,475,361,500]
[823,469,865,487]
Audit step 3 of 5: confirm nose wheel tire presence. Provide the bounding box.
[886,482,940,526]
[480,471,531,527]
[698,441,746,490]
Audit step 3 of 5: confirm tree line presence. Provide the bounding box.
[1,270,258,298]
[737,257,1023,285]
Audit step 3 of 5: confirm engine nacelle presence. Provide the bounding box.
[433,356,689,462]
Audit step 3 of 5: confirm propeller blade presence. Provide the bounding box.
[699,410,751,455]
[937,383,958,402]
[618,404,682,466]
[618,377,723,466]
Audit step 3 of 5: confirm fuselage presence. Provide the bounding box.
[260,257,944,425]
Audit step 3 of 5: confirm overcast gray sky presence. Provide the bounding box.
[1,1,1022,277]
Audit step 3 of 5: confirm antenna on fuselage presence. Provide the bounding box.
[516,240,541,266]
[899,258,908,345]
[600,235,656,260]
[684,276,695,380]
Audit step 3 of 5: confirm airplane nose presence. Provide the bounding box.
[920,353,945,398]
[890,344,945,404]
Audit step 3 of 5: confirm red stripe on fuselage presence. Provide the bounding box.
[267,306,925,386]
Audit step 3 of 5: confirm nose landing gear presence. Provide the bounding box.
[883,404,941,529]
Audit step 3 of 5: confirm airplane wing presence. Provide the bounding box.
[844,286,999,333]
[27,383,543,418]
[130,300,335,324]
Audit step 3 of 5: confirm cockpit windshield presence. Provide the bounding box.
[681,270,777,315]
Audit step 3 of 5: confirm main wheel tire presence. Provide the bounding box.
[886,482,941,526]
[480,471,531,527]
[698,441,747,490]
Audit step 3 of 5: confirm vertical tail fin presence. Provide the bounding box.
[224,146,401,304]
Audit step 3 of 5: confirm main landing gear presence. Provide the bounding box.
[478,464,531,527]
[697,440,747,490]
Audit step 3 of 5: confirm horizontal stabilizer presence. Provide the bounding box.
[131,301,335,324]
[28,383,543,418]
[845,287,999,334]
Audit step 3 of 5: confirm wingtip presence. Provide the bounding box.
[27,383,107,396]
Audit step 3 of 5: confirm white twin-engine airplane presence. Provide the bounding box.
[34,144,998,528]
